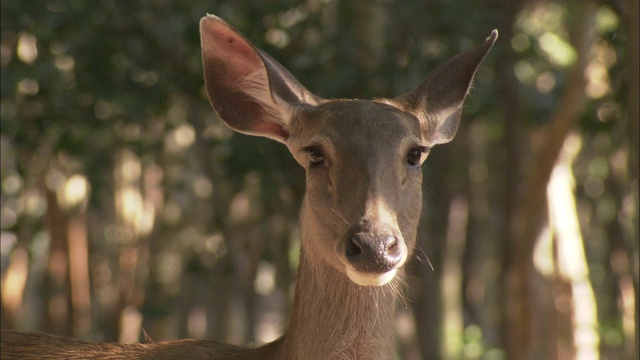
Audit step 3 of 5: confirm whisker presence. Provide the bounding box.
[330,207,350,226]
[424,254,435,272]
[414,244,435,271]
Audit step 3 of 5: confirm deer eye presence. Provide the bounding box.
[303,146,325,167]
[407,146,428,167]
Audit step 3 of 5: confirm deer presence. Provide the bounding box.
[1,14,497,360]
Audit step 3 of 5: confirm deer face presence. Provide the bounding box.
[287,100,425,286]
[200,15,496,287]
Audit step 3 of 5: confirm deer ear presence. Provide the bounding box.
[394,30,498,147]
[200,15,318,143]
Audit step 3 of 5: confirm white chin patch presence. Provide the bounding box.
[346,267,397,287]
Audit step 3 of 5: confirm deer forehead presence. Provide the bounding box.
[294,100,422,155]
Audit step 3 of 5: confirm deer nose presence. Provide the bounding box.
[344,228,405,274]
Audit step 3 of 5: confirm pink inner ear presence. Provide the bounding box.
[202,19,264,80]
[254,122,289,140]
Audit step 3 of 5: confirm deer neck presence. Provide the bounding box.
[277,215,400,359]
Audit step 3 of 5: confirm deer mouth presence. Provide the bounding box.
[346,267,399,286]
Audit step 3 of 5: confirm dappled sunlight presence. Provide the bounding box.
[115,150,156,239]
[228,173,264,225]
[62,174,89,209]
[512,1,620,105]
[165,123,196,154]
[187,306,208,339]
[254,261,276,296]
[119,305,143,343]
[16,32,37,64]
[533,224,554,277]
[1,244,28,322]
[440,196,468,359]
[16,78,39,96]
[192,175,213,199]
[538,32,577,68]
[516,2,576,68]
[254,305,285,344]
[547,133,599,359]
[584,38,617,99]
[619,275,636,356]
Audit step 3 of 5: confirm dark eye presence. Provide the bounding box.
[303,146,325,167]
[407,146,428,167]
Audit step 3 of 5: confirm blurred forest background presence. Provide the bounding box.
[1,0,638,359]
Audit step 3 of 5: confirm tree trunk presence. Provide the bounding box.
[505,2,597,358]
[44,187,72,336]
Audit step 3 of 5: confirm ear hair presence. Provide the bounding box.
[200,14,318,143]
[390,30,498,147]
[238,69,293,129]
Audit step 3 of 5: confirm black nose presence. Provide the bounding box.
[344,225,404,273]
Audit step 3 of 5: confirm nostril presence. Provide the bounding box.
[385,236,397,251]
[384,236,404,266]
[346,238,363,257]
[343,231,405,274]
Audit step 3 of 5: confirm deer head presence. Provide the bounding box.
[200,15,496,287]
